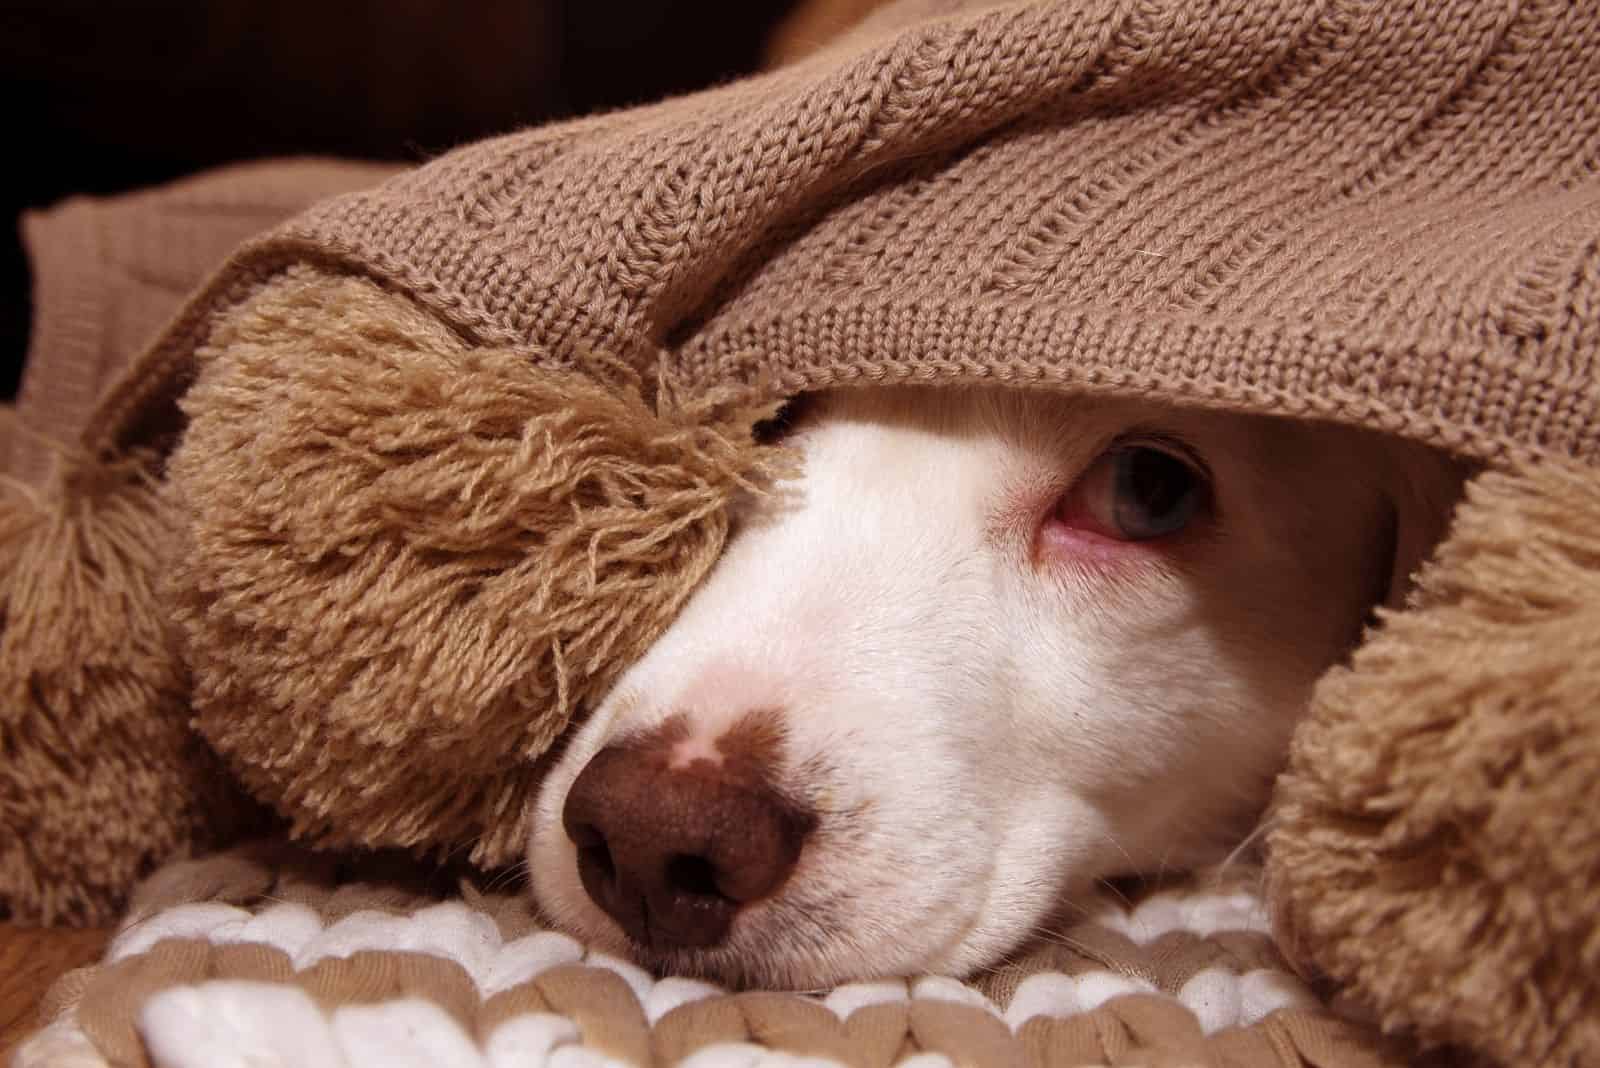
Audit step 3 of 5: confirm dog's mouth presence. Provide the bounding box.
[608,908,845,992]
[587,886,981,993]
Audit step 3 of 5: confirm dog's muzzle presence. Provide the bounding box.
[561,720,815,950]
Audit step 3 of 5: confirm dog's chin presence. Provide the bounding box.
[585,933,887,993]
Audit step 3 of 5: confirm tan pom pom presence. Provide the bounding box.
[169,269,787,868]
[0,450,258,924]
[1267,456,1600,1066]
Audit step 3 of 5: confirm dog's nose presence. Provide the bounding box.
[561,743,812,950]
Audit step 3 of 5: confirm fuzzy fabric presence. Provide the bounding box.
[170,269,786,867]
[0,455,260,925]
[1,160,400,925]
[1269,456,1600,1066]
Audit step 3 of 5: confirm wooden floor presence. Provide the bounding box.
[0,924,111,1061]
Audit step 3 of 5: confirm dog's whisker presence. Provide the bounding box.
[1094,878,1134,912]
[1048,893,1099,923]
[482,865,523,894]
[1028,929,1107,960]
[1216,820,1271,875]
[1096,829,1143,883]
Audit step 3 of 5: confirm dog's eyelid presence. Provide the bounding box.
[1107,428,1213,485]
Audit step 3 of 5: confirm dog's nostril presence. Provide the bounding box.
[577,841,615,882]
[568,823,614,876]
[665,853,726,900]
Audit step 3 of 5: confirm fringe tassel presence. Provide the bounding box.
[0,450,258,925]
[1267,455,1600,1068]
[170,270,787,869]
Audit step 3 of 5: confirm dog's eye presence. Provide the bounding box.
[1058,443,1207,542]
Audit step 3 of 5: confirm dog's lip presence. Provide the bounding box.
[540,758,1004,988]
[600,864,998,991]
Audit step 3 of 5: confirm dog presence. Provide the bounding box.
[528,386,1465,990]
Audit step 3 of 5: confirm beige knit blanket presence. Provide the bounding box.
[88,0,1600,471]
[16,844,1403,1068]
[3,159,402,489]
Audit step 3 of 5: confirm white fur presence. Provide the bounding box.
[528,387,1462,990]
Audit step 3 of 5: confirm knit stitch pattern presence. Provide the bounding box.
[96,0,1600,467]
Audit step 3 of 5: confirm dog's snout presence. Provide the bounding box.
[562,742,813,950]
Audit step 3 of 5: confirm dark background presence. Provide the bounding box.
[1,0,803,400]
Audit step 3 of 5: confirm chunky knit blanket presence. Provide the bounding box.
[16,845,1401,1068]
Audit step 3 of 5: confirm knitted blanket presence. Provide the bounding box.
[15,845,1402,1068]
[93,0,1600,470]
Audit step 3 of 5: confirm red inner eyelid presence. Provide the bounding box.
[1036,494,1166,570]
[1032,436,1213,563]
[1050,453,1123,541]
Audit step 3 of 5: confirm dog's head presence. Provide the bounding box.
[528,387,1464,988]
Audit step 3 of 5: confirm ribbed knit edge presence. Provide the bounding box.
[679,296,1582,466]
[90,253,1589,476]
[14,202,114,487]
